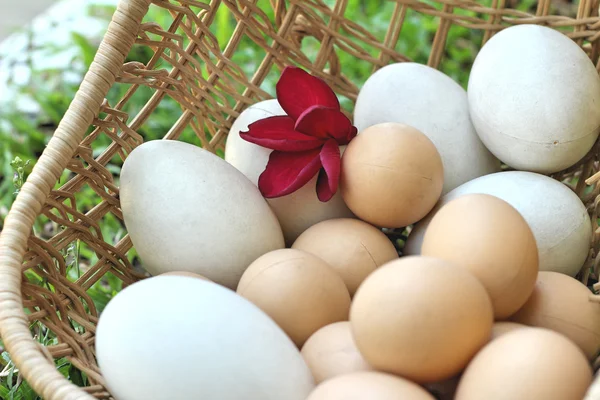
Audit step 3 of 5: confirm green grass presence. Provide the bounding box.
[0,0,488,397]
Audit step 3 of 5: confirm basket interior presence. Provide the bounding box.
[7,0,600,397]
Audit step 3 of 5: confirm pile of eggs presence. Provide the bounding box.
[96,24,600,400]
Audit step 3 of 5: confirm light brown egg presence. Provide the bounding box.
[455,328,592,400]
[511,271,600,359]
[421,194,538,319]
[340,122,443,228]
[490,322,527,341]
[292,218,398,296]
[159,271,212,281]
[350,256,493,383]
[237,249,351,347]
[301,321,373,384]
[306,371,435,400]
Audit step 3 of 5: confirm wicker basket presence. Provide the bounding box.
[1,0,600,398]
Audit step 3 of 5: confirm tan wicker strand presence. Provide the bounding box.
[0,0,151,399]
[1,0,600,399]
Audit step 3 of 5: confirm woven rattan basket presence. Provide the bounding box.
[2,0,600,398]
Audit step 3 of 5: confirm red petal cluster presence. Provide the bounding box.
[240,67,357,202]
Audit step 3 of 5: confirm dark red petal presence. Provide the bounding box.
[276,66,340,121]
[347,125,358,143]
[316,139,341,202]
[239,115,325,152]
[295,105,356,144]
[258,148,322,198]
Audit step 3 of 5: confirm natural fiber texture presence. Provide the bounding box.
[1,0,600,398]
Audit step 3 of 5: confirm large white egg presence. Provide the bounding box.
[225,99,354,245]
[120,140,284,289]
[96,276,315,400]
[404,171,591,276]
[468,24,600,173]
[353,62,500,194]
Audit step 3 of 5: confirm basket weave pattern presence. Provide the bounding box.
[2,0,600,398]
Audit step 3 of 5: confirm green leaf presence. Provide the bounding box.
[70,32,96,69]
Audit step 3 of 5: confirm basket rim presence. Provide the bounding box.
[0,0,150,398]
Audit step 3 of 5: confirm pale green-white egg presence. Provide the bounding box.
[468,24,600,173]
[405,171,591,277]
[96,276,315,400]
[353,62,500,194]
[120,140,284,289]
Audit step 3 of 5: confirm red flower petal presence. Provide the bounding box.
[347,125,358,143]
[276,67,340,121]
[258,148,322,198]
[295,105,356,144]
[316,139,341,202]
[240,115,325,152]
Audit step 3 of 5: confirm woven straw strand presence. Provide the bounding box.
[0,1,151,399]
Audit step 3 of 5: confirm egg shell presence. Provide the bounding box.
[237,248,351,347]
[421,194,539,319]
[301,321,373,384]
[224,99,354,245]
[455,328,592,400]
[490,322,527,341]
[405,171,592,277]
[96,276,315,400]
[354,62,500,194]
[120,140,284,289]
[159,271,212,281]
[350,256,493,383]
[340,123,444,228]
[292,218,398,296]
[468,24,600,173]
[306,372,435,400]
[511,271,600,359]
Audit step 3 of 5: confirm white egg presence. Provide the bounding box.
[353,62,500,194]
[225,99,354,245]
[468,24,600,173]
[404,171,591,276]
[96,276,315,400]
[120,140,284,289]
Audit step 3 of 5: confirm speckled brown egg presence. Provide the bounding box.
[306,372,436,400]
[511,271,600,359]
[292,218,398,296]
[350,256,493,383]
[237,249,351,347]
[455,328,592,400]
[340,123,443,228]
[301,321,373,384]
[421,194,538,319]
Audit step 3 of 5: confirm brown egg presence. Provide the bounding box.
[306,371,435,400]
[511,271,600,359]
[340,122,443,228]
[490,322,527,341]
[159,271,212,281]
[421,193,538,319]
[455,328,592,400]
[237,249,351,347]
[301,321,373,384]
[350,256,493,383]
[292,218,398,296]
